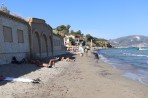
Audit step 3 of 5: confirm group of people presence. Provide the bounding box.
[29,57,76,68]
[10,45,87,68]
[10,44,87,68]
[11,56,59,68]
[29,57,59,68]
[11,56,76,68]
[11,56,26,64]
[61,57,75,62]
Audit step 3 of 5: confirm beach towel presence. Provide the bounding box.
[4,77,33,82]
[1,76,40,83]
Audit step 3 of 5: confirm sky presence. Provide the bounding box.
[0,0,148,39]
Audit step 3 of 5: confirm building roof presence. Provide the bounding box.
[0,10,29,26]
[28,18,52,30]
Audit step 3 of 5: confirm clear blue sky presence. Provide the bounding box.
[1,0,148,39]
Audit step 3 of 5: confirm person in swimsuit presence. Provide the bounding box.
[30,57,59,68]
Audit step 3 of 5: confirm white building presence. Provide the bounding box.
[64,34,75,47]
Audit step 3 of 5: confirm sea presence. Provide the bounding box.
[97,47,148,85]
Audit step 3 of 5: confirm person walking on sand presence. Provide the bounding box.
[84,46,88,56]
[79,44,84,56]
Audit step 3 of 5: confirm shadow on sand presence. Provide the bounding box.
[0,52,76,86]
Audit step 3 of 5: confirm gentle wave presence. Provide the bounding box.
[98,48,148,85]
[122,73,148,85]
[123,53,148,58]
[138,69,148,75]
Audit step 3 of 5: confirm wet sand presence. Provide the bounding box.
[0,51,148,98]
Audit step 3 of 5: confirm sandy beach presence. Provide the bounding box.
[0,51,148,98]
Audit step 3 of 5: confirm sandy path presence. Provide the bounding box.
[44,52,148,98]
[0,51,148,98]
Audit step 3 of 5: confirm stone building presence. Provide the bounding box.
[53,34,65,56]
[28,18,53,58]
[28,18,66,58]
[0,11,30,64]
[0,12,66,64]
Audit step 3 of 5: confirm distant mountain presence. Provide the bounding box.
[109,35,148,48]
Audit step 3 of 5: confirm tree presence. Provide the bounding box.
[70,30,74,34]
[70,30,83,37]
[85,34,93,42]
[66,25,71,33]
[54,25,71,37]
[69,37,75,45]
[57,25,66,31]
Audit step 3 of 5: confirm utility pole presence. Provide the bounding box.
[91,39,93,51]
[91,39,92,47]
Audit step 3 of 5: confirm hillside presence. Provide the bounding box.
[109,35,148,48]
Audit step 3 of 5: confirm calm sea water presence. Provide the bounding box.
[97,48,148,85]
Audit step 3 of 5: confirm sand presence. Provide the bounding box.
[0,51,148,98]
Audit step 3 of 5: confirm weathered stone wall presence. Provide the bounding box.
[0,15,66,64]
[29,18,66,58]
[0,15,30,64]
[53,34,66,56]
[28,18,53,58]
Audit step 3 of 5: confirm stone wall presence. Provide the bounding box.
[29,18,66,58]
[0,14,30,64]
[53,34,66,56]
[0,13,66,64]
[28,18,53,58]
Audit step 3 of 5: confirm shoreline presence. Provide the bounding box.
[0,51,148,98]
[97,50,148,86]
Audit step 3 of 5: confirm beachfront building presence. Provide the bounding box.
[53,34,65,56]
[28,18,66,58]
[0,10,66,64]
[75,35,84,46]
[64,34,84,46]
[64,34,75,47]
[0,11,30,64]
[28,18,53,58]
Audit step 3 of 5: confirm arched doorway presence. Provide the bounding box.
[48,36,53,56]
[32,32,41,57]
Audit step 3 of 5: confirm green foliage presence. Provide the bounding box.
[85,34,93,42]
[93,37,107,41]
[54,25,71,36]
[53,24,111,48]
[69,37,75,45]
[57,25,66,31]
[66,25,71,33]
[70,30,74,34]
[70,30,83,37]
[84,34,111,47]
[85,34,91,38]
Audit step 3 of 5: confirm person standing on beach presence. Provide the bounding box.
[79,44,84,56]
[84,47,88,56]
